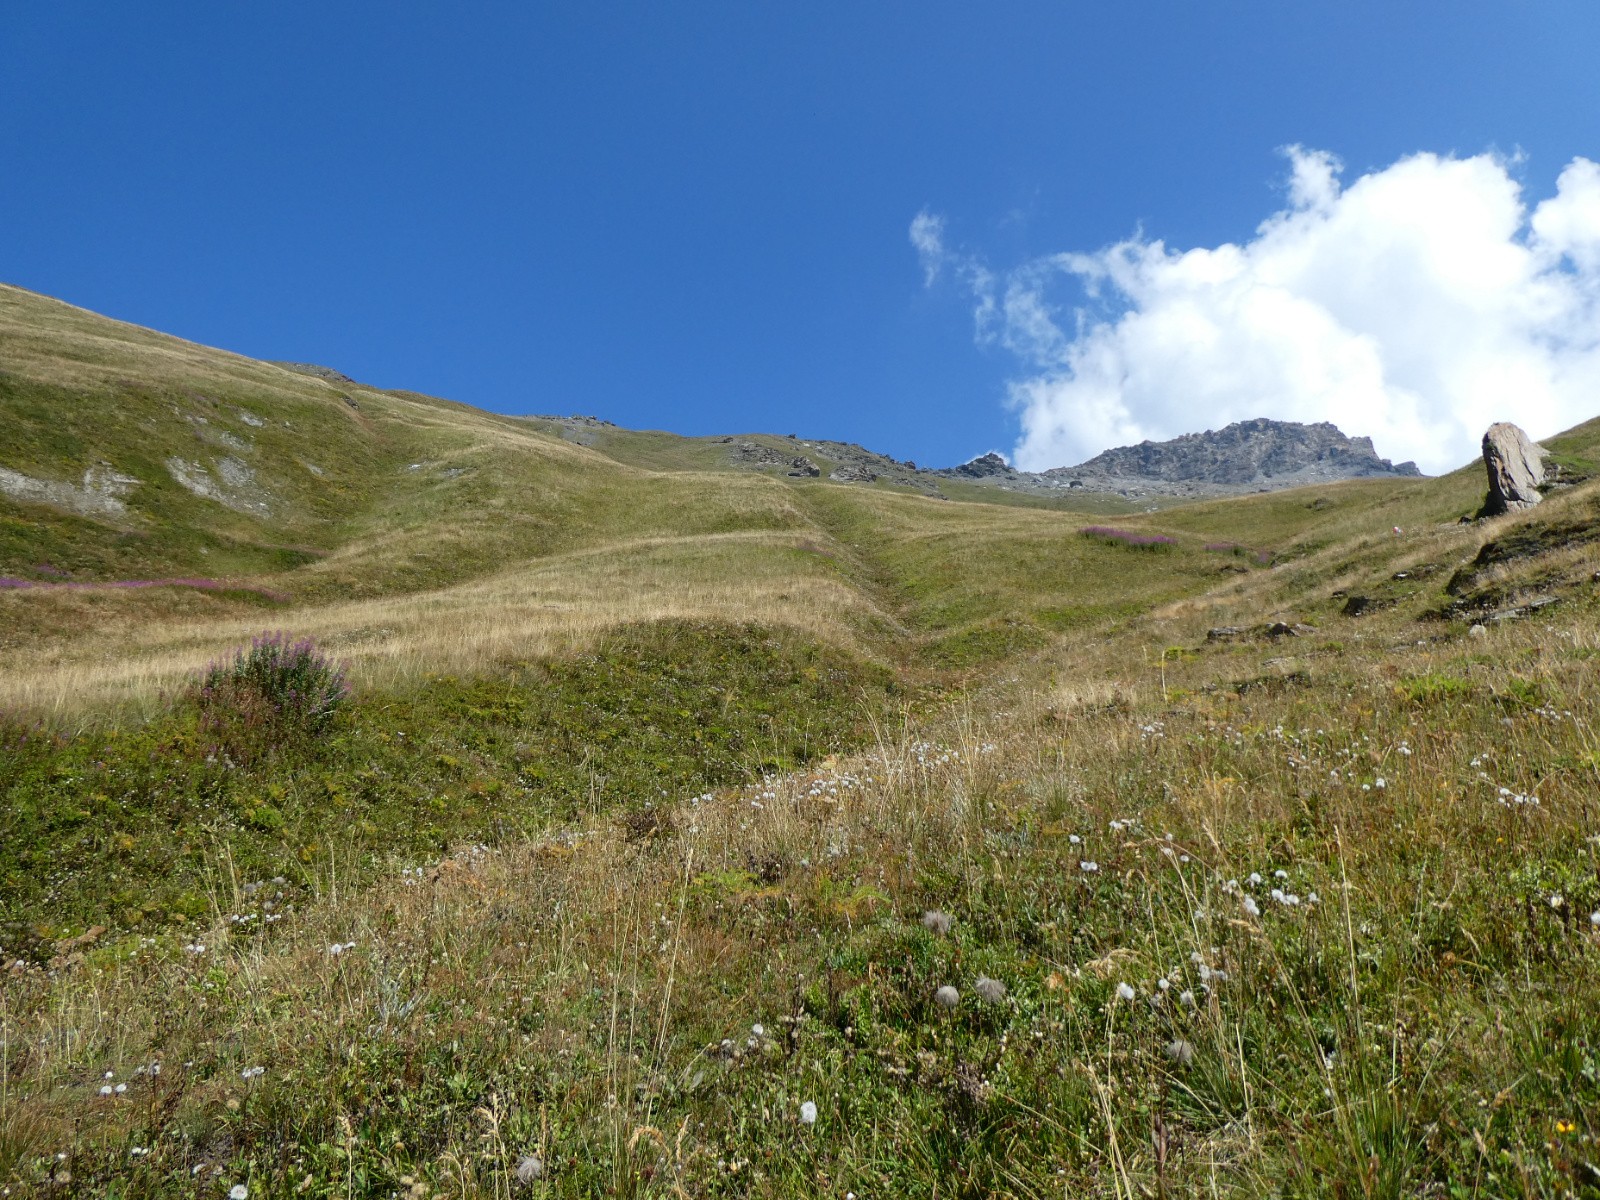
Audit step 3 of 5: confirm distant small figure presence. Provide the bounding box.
[1392,526,1403,536]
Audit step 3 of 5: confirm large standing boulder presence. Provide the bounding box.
[1480,423,1546,516]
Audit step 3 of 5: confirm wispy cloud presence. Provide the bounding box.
[909,208,997,340]
[917,149,1600,474]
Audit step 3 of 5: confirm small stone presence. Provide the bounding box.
[934,985,960,1010]
[974,977,1007,1003]
[920,910,953,936]
[1468,624,1487,638]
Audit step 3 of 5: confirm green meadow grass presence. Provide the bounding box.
[3,282,1600,1196]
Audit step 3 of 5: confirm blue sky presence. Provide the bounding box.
[3,3,1597,471]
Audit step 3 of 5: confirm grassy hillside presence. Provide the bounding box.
[4,283,1600,1196]
[5,491,1600,1196]
[0,282,1380,713]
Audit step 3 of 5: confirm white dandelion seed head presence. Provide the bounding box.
[1164,1038,1195,1065]
[1116,982,1136,1002]
[230,1187,249,1200]
[515,1155,543,1183]
[1243,896,1261,918]
[975,976,1007,1003]
[799,1100,818,1125]
[934,985,960,1010]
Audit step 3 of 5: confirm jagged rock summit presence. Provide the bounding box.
[1479,422,1546,516]
[948,452,1011,479]
[923,420,1421,500]
[530,414,1425,502]
[1053,419,1420,492]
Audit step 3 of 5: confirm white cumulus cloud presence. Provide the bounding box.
[914,149,1600,474]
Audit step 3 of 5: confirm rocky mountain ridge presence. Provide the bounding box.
[530,415,1425,501]
[1038,418,1421,497]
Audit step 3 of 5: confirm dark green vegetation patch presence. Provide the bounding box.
[0,622,900,942]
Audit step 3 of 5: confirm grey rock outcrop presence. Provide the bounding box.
[1052,419,1421,491]
[950,452,1012,478]
[0,463,140,519]
[1480,422,1546,516]
[271,361,358,386]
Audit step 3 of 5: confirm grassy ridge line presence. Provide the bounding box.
[3,599,1597,1195]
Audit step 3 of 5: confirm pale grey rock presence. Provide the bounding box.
[0,464,139,519]
[165,456,271,516]
[1480,422,1546,516]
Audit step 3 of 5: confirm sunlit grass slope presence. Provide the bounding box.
[6,488,1600,1195]
[6,282,1600,1195]
[0,281,1437,712]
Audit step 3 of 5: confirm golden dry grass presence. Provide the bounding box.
[0,531,893,715]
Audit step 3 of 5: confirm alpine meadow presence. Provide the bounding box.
[4,278,1600,1200]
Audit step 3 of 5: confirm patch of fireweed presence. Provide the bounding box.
[192,632,348,759]
[1079,526,1178,551]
